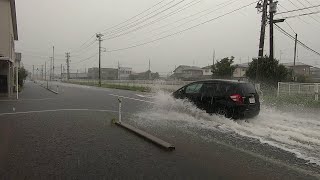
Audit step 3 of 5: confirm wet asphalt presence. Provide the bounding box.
[0,81,319,180]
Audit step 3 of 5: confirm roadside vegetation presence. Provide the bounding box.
[65,81,151,92]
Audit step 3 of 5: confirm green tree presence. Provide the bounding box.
[246,56,290,86]
[16,67,28,87]
[211,56,235,78]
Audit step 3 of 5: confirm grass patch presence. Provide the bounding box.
[64,81,151,92]
[262,93,320,108]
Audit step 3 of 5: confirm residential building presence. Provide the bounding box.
[62,72,88,79]
[202,65,213,76]
[15,52,21,68]
[310,66,320,82]
[172,65,203,80]
[118,67,132,80]
[0,0,18,97]
[88,67,118,80]
[233,62,249,78]
[129,70,159,80]
[282,62,312,76]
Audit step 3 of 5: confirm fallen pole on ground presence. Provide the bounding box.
[115,97,175,151]
[115,121,175,150]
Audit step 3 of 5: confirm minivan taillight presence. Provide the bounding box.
[230,94,243,104]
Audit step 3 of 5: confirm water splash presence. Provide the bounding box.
[133,91,320,166]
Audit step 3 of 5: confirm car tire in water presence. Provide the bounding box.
[217,108,229,118]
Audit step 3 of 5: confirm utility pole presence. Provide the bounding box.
[66,52,70,80]
[45,62,47,81]
[16,64,18,99]
[52,46,55,80]
[41,65,44,80]
[148,59,151,80]
[293,33,298,67]
[293,33,298,81]
[96,33,103,87]
[60,64,63,79]
[256,0,268,81]
[32,65,34,80]
[49,57,52,81]
[118,61,120,80]
[269,0,276,62]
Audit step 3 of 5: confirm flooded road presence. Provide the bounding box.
[132,91,320,167]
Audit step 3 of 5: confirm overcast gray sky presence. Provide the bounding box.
[15,0,320,75]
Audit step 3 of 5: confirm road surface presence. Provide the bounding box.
[0,81,319,179]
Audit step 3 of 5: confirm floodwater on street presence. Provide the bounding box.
[132,91,320,166]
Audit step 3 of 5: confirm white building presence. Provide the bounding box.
[233,63,249,78]
[118,67,132,80]
[202,65,213,76]
[0,0,18,97]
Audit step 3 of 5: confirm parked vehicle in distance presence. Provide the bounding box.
[172,79,260,119]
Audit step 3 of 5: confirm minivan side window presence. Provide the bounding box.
[185,83,203,94]
[202,83,218,96]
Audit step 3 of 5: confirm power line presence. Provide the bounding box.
[146,0,240,35]
[274,24,320,56]
[301,0,320,19]
[278,4,309,24]
[105,0,240,41]
[277,7,296,33]
[101,0,167,33]
[287,0,320,24]
[106,1,257,52]
[103,0,189,37]
[70,52,99,64]
[68,0,167,56]
[102,0,177,35]
[104,0,202,40]
[140,0,241,41]
[282,10,320,19]
[69,34,96,53]
[276,4,320,14]
[294,0,320,23]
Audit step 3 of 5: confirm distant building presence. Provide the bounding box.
[172,65,203,80]
[118,67,132,80]
[129,70,159,80]
[62,72,87,79]
[282,62,312,76]
[233,62,249,78]
[202,65,213,76]
[88,67,118,80]
[310,66,320,82]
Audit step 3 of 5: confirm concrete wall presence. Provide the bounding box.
[0,0,15,62]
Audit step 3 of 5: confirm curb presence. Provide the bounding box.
[38,83,59,94]
[115,121,175,151]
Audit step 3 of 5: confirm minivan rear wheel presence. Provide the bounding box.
[217,108,229,118]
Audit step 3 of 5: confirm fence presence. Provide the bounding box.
[277,82,319,101]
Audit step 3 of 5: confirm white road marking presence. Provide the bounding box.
[0,98,56,102]
[109,94,155,104]
[0,109,118,116]
[135,94,154,98]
